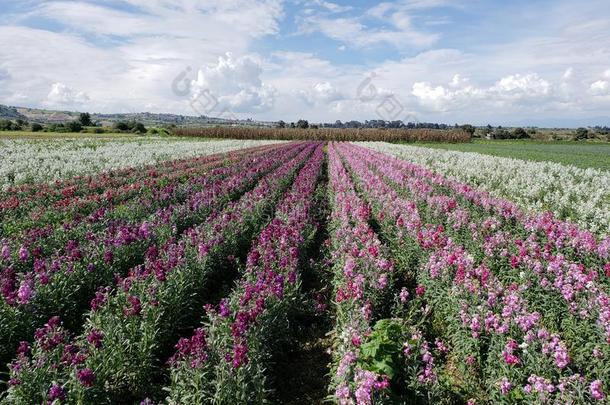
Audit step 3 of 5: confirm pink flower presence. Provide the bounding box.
[399,287,409,303]
[1,244,10,260]
[415,285,425,297]
[18,246,29,262]
[591,380,605,401]
[499,377,512,395]
[17,281,33,305]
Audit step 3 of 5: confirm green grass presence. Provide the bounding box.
[409,139,610,171]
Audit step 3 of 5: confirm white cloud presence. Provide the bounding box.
[191,53,276,113]
[45,83,90,107]
[590,80,609,95]
[412,73,552,112]
[490,73,551,99]
[298,81,344,105]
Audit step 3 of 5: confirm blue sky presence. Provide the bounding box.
[1,0,610,126]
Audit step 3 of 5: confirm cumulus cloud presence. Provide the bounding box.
[412,73,554,112]
[490,74,551,99]
[191,53,276,114]
[298,82,344,105]
[45,83,90,107]
[589,69,610,95]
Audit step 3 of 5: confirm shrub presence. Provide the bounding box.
[66,121,83,132]
[31,123,43,132]
[512,127,529,139]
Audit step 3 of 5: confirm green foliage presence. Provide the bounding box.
[512,127,529,139]
[358,319,405,379]
[460,124,476,136]
[574,127,589,140]
[66,121,83,132]
[30,123,43,132]
[79,112,93,126]
[114,120,146,133]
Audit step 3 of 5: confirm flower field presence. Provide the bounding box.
[1,140,609,404]
[0,137,280,189]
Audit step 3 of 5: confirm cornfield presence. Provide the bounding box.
[172,126,472,142]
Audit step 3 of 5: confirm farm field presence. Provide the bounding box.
[1,139,609,405]
[0,137,279,189]
[411,139,610,171]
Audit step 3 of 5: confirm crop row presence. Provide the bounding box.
[2,142,318,403]
[333,142,608,403]
[174,126,472,143]
[0,137,281,190]
[359,142,610,235]
[0,142,300,367]
[1,141,608,404]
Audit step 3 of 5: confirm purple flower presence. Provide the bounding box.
[86,329,104,348]
[591,380,605,401]
[48,383,66,401]
[219,298,230,318]
[18,246,29,262]
[123,295,142,316]
[139,222,151,238]
[1,244,10,260]
[499,377,512,395]
[77,368,96,387]
[17,280,33,305]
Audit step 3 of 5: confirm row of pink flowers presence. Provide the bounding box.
[167,143,325,403]
[342,142,607,402]
[327,143,394,405]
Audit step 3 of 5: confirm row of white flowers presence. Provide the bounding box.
[358,142,610,235]
[0,137,281,190]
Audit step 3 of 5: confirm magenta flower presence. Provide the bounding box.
[123,295,142,316]
[86,329,104,349]
[48,383,66,401]
[77,368,96,387]
[18,245,29,262]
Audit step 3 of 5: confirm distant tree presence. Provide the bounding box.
[512,127,529,139]
[132,122,146,134]
[575,127,589,141]
[296,119,309,129]
[31,123,43,132]
[460,124,476,137]
[491,127,511,139]
[114,121,130,131]
[289,122,296,128]
[310,124,319,129]
[276,120,286,129]
[0,120,13,130]
[66,121,83,132]
[79,112,92,126]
